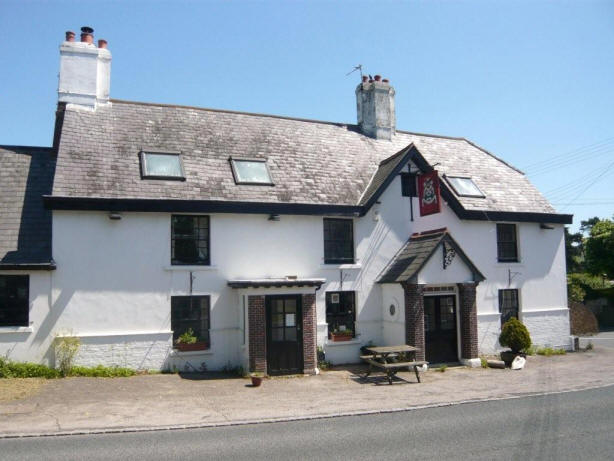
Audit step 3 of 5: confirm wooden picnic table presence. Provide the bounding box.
[361,345,428,384]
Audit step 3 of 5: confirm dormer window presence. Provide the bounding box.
[229,157,273,185]
[140,151,185,180]
[445,176,484,198]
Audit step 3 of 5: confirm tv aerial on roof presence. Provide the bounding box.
[346,64,363,78]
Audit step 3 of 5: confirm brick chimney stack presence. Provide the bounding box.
[355,76,396,140]
[58,26,111,110]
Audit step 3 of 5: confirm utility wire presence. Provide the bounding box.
[523,136,614,173]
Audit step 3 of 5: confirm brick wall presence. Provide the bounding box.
[458,283,478,359]
[248,295,266,373]
[302,293,317,374]
[403,283,425,361]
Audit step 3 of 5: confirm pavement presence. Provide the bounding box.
[1,345,614,438]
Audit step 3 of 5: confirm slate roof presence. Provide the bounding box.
[50,99,567,220]
[377,229,485,284]
[0,146,56,268]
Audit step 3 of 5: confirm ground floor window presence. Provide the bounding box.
[0,275,29,327]
[499,289,519,325]
[171,295,210,347]
[325,291,355,337]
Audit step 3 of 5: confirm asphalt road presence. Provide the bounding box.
[1,385,613,461]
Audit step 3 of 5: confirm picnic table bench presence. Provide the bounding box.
[361,345,428,384]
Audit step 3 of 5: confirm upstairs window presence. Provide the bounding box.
[229,158,273,185]
[0,275,29,327]
[400,173,416,197]
[141,152,185,180]
[445,176,484,198]
[496,223,518,262]
[323,218,354,264]
[171,215,210,265]
[326,291,356,339]
[499,289,519,326]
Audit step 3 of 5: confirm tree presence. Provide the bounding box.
[585,218,614,279]
[580,217,600,235]
[565,227,584,273]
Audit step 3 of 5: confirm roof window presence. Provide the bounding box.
[230,158,273,185]
[445,176,484,198]
[140,151,185,180]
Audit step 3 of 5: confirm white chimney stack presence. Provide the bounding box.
[355,75,395,140]
[58,26,111,110]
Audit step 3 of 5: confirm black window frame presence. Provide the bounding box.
[171,215,211,266]
[323,218,355,264]
[325,291,356,338]
[499,289,519,326]
[400,172,416,197]
[496,223,519,262]
[229,157,274,186]
[171,295,211,346]
[0,275,29,327]
[140,151,186,181]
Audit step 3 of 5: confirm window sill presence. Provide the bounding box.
[319,263,362,270]
[496,262,524,267]
[164,265,218,272]
[0,326,33,334]
[169,348,213,357]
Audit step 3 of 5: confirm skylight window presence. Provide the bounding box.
[230,158,273,185]
[445,176,484,197]
[141,152,185,180]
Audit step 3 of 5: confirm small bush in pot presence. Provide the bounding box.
[499,317,532,366]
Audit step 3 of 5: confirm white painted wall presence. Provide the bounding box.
[3,165,569,369]
[381,284,405,346]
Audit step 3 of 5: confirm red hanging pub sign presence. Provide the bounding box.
[418,170,441,216]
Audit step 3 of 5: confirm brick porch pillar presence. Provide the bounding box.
[248,295,266,373]
[302,293,317,375]
[458,283,479,360]
[402,282,426,361]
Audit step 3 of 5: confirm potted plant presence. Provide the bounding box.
[499,317,532,367]
[250,372,264,387]
[330,328,353,342]
[175,328,209,352]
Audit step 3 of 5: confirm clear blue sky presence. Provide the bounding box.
[1,0,613,231]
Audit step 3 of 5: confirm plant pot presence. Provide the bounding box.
[251,376,263,387]
[500,351,525,367]
[331,333,353,342]
[174,341,209,352]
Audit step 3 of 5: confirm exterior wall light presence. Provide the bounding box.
[109,211,122,220]
[268,214,280,221]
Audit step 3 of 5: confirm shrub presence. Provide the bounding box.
[437,365,447,372]
[55,335,81,377]
[499,317,532,353]
[0,357,60,378]
[177,328,197,345]
[536,347,566,356]
[69,365,136,377]
[480,357,489,368]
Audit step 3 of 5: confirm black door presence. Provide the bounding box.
[266,295,303,375]
[424,295,458,363]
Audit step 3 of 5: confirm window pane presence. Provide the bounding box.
[325,291,356,338]
[323,219,354,264]
[499,289,519,325]
[0,275,29,327]
[172,215,210,265]
[144,153,183,178]
[233,160,272,183]
[171,295,210,344]
[447,177,483,197]
[497,224,518,262]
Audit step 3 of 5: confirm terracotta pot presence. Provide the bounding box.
[174,341,209,352]
[251,376,263,387]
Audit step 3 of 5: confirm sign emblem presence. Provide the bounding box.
[418,170,441,216]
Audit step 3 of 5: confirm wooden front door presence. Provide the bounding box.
[266,295,303,375]
[424,295,458,363]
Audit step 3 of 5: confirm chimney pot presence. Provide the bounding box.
[361,75,368,83]
[374,75,382,82]
[98,39,108,49]
[382,78,389,83]
[80,26,94,44]
[65,31,75,42]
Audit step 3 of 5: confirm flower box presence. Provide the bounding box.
[330,333,353,342]
[174,341,209,352]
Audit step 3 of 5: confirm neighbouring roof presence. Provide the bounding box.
[0,146,56,269]
[227,278,326,289]
[377,229,485,284]
[48,99,571,222]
